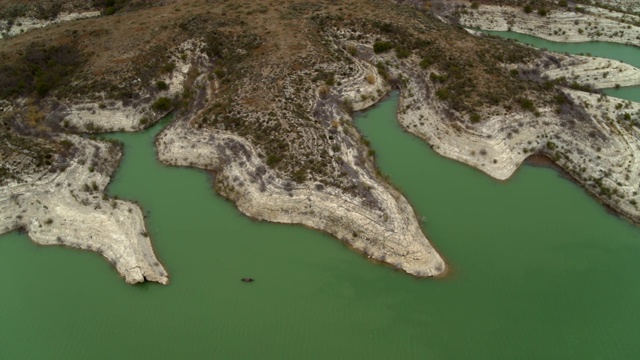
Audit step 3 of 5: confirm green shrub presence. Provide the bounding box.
[156,80,168,90]
[419,57,433,69]
[161,62,176,73]
[429,72,447,83]
[373,41,393,54]
[214,68,226,78]
[523,5,533,13]
[517,97,536,112]
[435,88,449,100]
[60,140,74,150]
[266,154,282,167]
[292,169,306,183]
[395,47,410,59]
[93,0,132,16]
[151,97,172,112]
[553,94,567,104]
[0,43,84,98]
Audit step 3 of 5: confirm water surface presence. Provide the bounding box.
[2,93,640,358]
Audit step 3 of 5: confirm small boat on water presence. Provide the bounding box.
[241,278,254,283]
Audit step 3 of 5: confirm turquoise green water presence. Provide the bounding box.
[2,93,640,359]
[485,31,640,102]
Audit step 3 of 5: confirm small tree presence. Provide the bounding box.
[156,80,168,90]
[395,47,410,59]
[151,97,172,112]
[373,41,393,54]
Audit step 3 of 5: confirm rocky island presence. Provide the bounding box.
[1,0,640,284]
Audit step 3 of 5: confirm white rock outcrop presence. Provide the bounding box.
[0,136,169,284]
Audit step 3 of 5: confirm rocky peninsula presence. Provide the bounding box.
[0,124,168,284]
[1,0,640,283]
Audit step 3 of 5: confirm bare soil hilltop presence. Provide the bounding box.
[2,0,640,283]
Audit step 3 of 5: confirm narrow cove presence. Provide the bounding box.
[2,93,640,359]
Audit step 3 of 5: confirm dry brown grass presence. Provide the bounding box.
[0,0,560,191]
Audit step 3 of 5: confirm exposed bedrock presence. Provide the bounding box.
[0,136,169,284]
[156,120,446,277]
[396,63,640,224]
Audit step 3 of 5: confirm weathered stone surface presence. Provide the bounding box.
[0,135,169,284]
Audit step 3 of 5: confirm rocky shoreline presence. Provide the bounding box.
[381,46,640,227]
[154,60,446,277]
[2,0,640,284]
[156,120,445,277]
[0,134,168,284]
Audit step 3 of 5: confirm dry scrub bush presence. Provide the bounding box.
[365,73,376,85]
